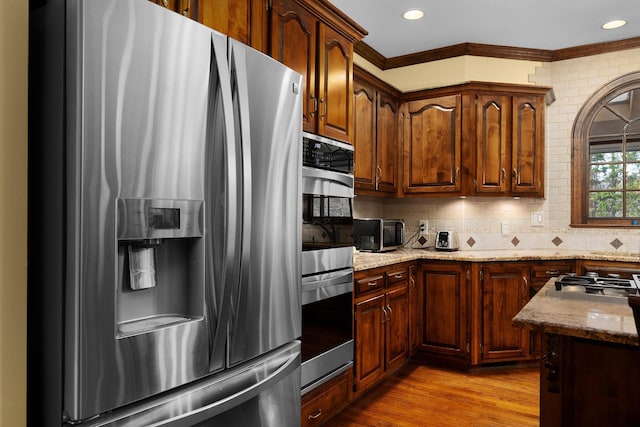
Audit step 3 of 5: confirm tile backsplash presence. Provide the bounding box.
[354,196,640,254]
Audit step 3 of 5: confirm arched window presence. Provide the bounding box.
[572,72,640,227]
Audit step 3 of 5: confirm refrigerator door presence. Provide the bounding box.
[64,0,233,421]
[71,342,301,427]
[226,40,303,366]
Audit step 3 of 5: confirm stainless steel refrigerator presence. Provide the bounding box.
[28,0,302,425]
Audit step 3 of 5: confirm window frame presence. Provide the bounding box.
[571,71,640,227]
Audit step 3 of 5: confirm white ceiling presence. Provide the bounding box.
[330,0,640,58]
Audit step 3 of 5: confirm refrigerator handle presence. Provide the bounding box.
[207,33,240,370]
[147,351,300,427]
[228,40,253,290]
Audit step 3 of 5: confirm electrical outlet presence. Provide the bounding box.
[419,219,428,235]
[531,211,544,227]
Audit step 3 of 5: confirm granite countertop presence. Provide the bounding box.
[353,248,640,271]
[513,280,639,346]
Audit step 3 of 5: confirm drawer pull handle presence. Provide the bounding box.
[546,270,560,275]
[367,281,379,287]
[308,409,322,420]
[394,274,403,279]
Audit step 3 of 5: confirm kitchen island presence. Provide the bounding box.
[514,280,640,426]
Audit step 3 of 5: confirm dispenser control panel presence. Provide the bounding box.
[117,198,203,240]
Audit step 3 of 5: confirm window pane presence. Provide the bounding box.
[590,108,627,137]
[627,140,640,161]
[589,192,623,217]
[627,191,640,217]
[589,144,623,162]
[627,163,640,190]
[590,164,623,189]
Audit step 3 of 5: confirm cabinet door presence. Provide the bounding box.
[403,95,462,194]
[270,0,317,133]
[408,265,420,356]
[317,24,353,143]
[481,264,530,362]
[354,294,385,392]
[420,263,468,360]
[353,81,377,191]
[475,94,509,194]
[197,0,257,48]
[377,92,399,193]
[150,0,196,19]
[511,95,544,195]
[385,286,408,372]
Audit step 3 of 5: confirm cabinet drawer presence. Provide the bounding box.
[355,274,385,297]
[301,368,351,427]
[386,268,408,287]
[530,263,573,281]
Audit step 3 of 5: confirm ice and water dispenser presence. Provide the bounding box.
[116,198,205,337]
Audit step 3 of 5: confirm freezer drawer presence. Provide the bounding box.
[73,342,301,427]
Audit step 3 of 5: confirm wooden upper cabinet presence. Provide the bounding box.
[512,95,545,195]
[403,95,462,194]
[377,92,399,193]
[353,80,377,190]
[353,68,399,195]
[149,0,267,51]
[475,94,509,194]
[399,83,549,197]
[197,0,268,50]
[150,0,196,18]
[270,0,317,133]
[269,0,365,143]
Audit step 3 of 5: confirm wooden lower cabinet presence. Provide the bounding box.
[418,262,470,366]
[415,260,553,366]
[479,262,531,363]
[301,366,352,427]
[408,264,420,356]
[576,259,640,278]
[540,334,640,426]
[528,261,575,357]
[354,265,410,394]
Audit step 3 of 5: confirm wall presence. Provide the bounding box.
[355,53,542,91]
[0,0,28,425]
[354,49,640,254]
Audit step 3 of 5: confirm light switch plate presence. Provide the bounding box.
[501,221,510,236]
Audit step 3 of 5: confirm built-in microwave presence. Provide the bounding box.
[353,218,405,252]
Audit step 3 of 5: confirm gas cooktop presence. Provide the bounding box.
[547,273,640,304]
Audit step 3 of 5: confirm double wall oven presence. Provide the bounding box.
[301,132,354,394]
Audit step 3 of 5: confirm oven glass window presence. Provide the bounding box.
[301,292,352,363]
[302,195,353,250]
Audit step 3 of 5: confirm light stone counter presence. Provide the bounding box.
[514,280,639,346]
[353,248,640,271]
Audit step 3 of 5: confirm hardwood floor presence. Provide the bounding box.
[329,363,540,427]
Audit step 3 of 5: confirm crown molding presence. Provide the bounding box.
[355,37,640,70]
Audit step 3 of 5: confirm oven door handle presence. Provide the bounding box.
[301,270,354,305]
[302,166,354,198]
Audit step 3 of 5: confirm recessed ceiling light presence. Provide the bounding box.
[602,19,627,30]
[402,9,424,21]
